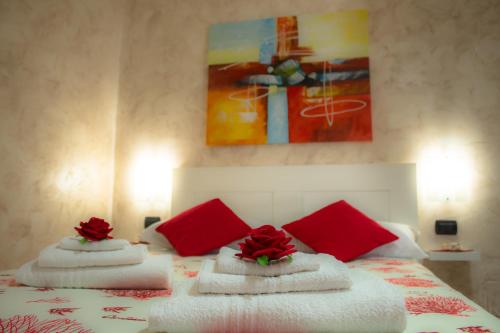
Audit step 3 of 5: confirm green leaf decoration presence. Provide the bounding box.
[79,237,88,244]
[257,255,269,266]
[287,255,293,263]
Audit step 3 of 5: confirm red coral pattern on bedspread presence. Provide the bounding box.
[405,296,476,316]
[0,314,91,333]
[48,308,79,316]
[103,289,172,300]
[367,266,414,274]
[184,271,198,278]
[458,326,494,333]
[0,278,19,287]
[361,259,409,266]
[102,306,130,313]
[27,297,69,304]
[33,288,54,292]
[101,315,146,322]
[385,277,439,288]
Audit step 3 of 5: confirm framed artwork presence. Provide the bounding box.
[206,10,371,145]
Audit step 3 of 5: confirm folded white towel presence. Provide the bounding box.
[216,247,320,276]
[58,237,129,252]
[38,244,148,268]
[15,254,172,289]
[149,269,406,333]
[199,254,350,294]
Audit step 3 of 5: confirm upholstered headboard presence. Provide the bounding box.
[171,164,418,229]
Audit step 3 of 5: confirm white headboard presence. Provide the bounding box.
[171,164,418,229]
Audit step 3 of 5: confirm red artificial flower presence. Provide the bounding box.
[75,217,113,241]
[236,225,296,265]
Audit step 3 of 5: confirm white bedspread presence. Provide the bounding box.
[16,254,172,289]
[200,254,350,294]
[149,268,406,333]
[38,244,148,268]
[216,247,320,276]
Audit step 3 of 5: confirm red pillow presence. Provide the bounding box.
[282,200,398,262]
[156,198,251,256]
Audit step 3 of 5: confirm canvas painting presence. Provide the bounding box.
[207,10,371,145]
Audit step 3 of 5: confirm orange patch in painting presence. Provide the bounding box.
[206,86,267,145]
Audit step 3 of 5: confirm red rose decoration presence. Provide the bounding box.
[75,217,113,242]
[235,225,296,265]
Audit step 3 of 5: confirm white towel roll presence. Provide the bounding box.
[58,236,129,251]
[38,244,148,268]
[216,247,320,276]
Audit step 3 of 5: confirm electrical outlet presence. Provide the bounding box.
[144,216,161,228]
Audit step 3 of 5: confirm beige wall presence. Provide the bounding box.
[1,0,499,316]
[112,0,500,315]
[0,0,128,269]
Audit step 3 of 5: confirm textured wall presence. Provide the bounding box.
[112,0,500,314]
[0,0,128,269]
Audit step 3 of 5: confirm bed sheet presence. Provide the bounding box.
[0,256,499,333]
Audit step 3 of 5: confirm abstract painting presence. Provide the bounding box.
[206,10,371,145]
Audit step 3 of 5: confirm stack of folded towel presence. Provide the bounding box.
[198,247,351,294]
[16,237,172,289]
[149,247,407,333]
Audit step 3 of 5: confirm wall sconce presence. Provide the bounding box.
[418,145,474,201]
[129,146,177,211]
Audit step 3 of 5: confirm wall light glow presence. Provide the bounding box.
[57,161,100,194]
[129,146,177,209]
[418,145,474,201]
[57,167,84,193]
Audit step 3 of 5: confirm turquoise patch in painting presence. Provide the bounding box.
[258,18,276,64]
[267,87,289,144]
[209,18,275,53]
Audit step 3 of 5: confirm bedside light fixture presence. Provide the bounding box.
[129,145,177,210]
[418,144,474,201]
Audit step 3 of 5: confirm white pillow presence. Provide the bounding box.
[382,221,417,242]
[362,222,428,259]
[140,221,173,250]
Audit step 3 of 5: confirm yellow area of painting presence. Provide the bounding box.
[298,10,369,61]
[206,87,267,145]
[208,48,260,65]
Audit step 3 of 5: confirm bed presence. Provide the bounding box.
[1,255,499,332]
[0,164,499,332]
